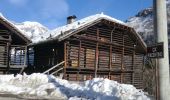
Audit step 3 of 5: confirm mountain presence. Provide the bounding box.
[14,21,49,43]
[126,1,170,45]
[0,13,49,43]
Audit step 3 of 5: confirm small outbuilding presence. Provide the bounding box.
[28,14,146,89]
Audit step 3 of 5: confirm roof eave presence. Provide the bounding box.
[0,16,32,44]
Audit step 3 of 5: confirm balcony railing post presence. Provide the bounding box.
[24,46,27,66]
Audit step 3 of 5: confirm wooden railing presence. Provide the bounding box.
[43,61,65,75]
[10,46,27,66]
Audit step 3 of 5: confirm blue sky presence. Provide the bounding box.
[0,0,152,29]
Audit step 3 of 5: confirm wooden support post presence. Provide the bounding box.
[19,47,22,65]
[6,34,12,74]
[27,47,30,67]
[110,29,113,43]
[77,40,81,81]
[14,48,16,64]
[95,42,99,78]
[6,42,11,74]
[64,42,67,79]
[24,46,27,66]
[95,28,99,78]
[109,29,113,79]
[142,55,145,89]
[132,48,135,85]
[19,46,27,74]
[109,45,112,79]
[121,34,124,83]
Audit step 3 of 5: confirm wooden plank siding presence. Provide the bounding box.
[64,22,144,89]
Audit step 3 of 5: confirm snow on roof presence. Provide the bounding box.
[0,14,31,43]
[31,13,146,51]
[44,13,127,42]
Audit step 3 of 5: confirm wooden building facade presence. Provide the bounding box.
[0,15,31,74]
[28,14,146,89]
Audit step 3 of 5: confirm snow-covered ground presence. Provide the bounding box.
[0,73,150,100]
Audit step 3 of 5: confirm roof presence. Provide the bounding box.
[31,13,126,44]
[31,13,146,53]
[0,14,31,44]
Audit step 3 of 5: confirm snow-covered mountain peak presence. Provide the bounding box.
[14,21,49,43]
[19,21,46,27]
[15,21,48,32]
[126,1,170,45]
[135,8,153,18]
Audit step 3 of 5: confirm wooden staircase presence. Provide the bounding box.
[43,61,65,77]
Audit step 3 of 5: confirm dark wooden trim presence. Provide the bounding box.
[142,55,144,89]
[109,29,114,79]
[109,45,112,79]
[78,41,81,68]
[24,46,27,66]
[110,29,114,42]
[77,40,81,80]
[73,35,134,49]
[64,42,67,79]
[6,42,10,73]
[95,28,99,77]
[121,34,124,83]
[132,48,135,85]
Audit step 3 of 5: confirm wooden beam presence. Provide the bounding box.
[142,55,144,89]
[132,48,135,85]
[101,19,130,31]
[64,41,67,79]
[110,28,114,42]
[77,40,81,81]
[0,39,11,42]
[78,41,81,68]
[95,42,99,78]
[24,46,27,66]
[14,48,17,65]
[73,35,134,49]
[121,34,124,83]
[109,45,112,79]
[109,28,114,79]
[95,28,99,78]
[6,42,11,73]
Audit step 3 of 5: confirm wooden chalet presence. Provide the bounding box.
[0,15,31,74]
[28,14,147,89]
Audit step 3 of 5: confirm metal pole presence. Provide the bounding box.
[155,59,159,100]
[153,0,170,99]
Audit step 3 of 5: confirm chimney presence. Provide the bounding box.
[67,15,77,24]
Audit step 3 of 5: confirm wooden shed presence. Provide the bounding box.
[28,14,146,89]
[0,15,31,74]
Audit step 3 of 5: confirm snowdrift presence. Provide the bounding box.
[0,73,150,100]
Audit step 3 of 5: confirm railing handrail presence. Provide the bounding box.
[43,61,65,74]
[51,67,64,75]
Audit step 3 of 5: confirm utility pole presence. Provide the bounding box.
[153,0,170,99]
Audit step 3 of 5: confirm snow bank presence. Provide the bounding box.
[0,73,150,100]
